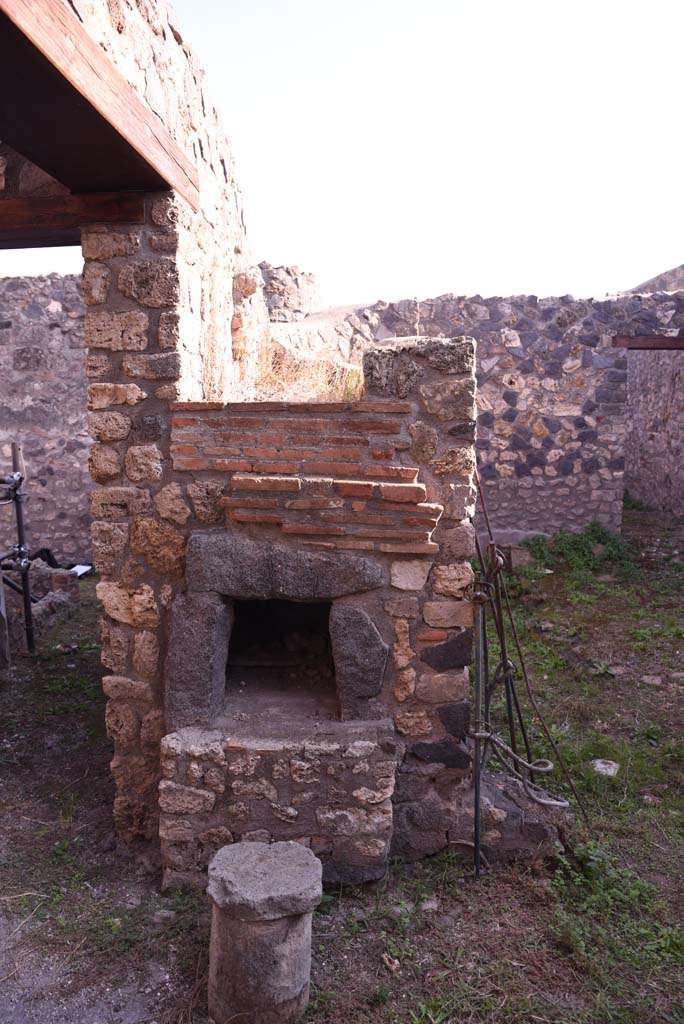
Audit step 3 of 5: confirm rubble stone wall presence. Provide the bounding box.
[626,348,684,513]
[0,275,90,563]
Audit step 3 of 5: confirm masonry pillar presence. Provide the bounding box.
[82,194,188,841]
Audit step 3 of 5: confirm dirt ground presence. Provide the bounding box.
[0,507,682,1024]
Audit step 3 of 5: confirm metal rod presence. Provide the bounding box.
[11,444,35,654]
[473,575,487,880]
[2,573,38,602]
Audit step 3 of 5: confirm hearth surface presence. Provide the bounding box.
[224,664,339,725]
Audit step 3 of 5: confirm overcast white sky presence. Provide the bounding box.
[3,0,683,306]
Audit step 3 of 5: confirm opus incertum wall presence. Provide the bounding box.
[0,274,89,563]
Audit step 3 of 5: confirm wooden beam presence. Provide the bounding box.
[0,0,199,211]
[0,192,145,249]
[613,336,684,350]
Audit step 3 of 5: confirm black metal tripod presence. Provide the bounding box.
[0,443,35,653]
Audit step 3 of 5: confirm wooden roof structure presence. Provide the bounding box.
[0,0,199,248]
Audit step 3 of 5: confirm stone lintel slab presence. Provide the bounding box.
[184,532,387,599]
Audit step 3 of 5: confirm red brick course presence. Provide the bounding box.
[169,400,472,553]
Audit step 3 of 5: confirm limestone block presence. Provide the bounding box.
[392,619,415,670]
[124,444,163,482]
[188,480,225,523]
[102,676,153,702]
[88,411,131,443]
[423,601,474,628]
[105,701,140,749]
[439,522,476,560]
[92,520,129,574]
[158,780,216,814]
[91,486,152,520]
[81,228,139,259]
[86,352,111,378]
[415,668,469,703]
[394,709,432,736]
[100,618,130,673]
[140,708,166,748]
[82,262,110,305]
[88,444,121,483]
[96,581,160,628]
[84,310,148,351]
[118,259,179,308]
[391,560,431,590]
[132,630,159,680]
[431,563,475,597]
[393,667,416,703]
[130,518,185,575]
[88,383,146,409]
[153,482,190,525]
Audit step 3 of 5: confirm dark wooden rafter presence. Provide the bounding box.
[0,192,145,249]
[0,0,199,210]
[613,336,684,350]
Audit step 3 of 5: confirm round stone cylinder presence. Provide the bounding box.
[207,841,323,1024]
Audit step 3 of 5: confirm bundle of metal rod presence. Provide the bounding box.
[470,469,587,879]
[0,443,35,653]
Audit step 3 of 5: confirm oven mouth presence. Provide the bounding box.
[225,598,338,721]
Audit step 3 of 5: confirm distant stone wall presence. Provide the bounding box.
[626,349,684,514]
[259,263,320,322]
[276,289,684,539]
[0,275,89,563]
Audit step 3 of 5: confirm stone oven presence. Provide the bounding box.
[158,337,481,887]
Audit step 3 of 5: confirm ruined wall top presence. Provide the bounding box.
[258,263,320,323]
